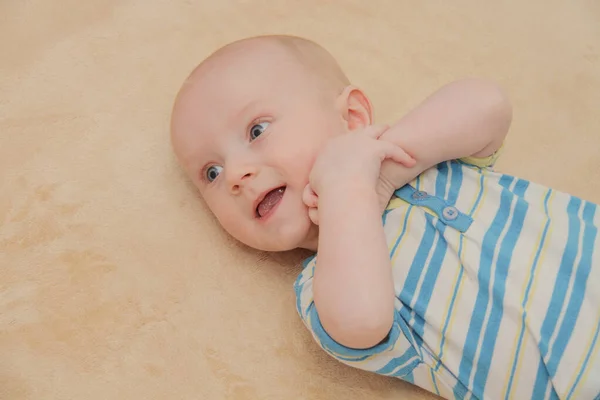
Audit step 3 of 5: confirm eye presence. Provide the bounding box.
[205,165,223,182]
[249,121,270,141]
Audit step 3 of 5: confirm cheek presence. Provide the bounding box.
[277,126,342,181]
[277,148,314,186]
[213,208,255,245]
[204,197,238,230]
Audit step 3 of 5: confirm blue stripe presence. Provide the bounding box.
[447,161,463,204]
[505,189,552,399]
[396,220,435,362]
[411,219,447,332]
[567,318,600,399]
[498,174,514,190]
[431,369,441,395]
[382,208,392,224]
[396,304,427,353]
[293,256,316,317]
[436,168,486,371]
[295,284,304,316]
[411,162,460,338]
[454,175,514,398]
[532,197,583,399]
[389,176,420,260]
[376,345,420,375]
[436,267,464,372]
[307,304,404,362]
[472,180,529,395]
[546,202,597,376]
[399,222,436,315]
[446,161,464,204]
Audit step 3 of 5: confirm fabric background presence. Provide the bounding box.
[1,1,599,399]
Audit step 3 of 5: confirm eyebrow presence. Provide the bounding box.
[234,99,261,122]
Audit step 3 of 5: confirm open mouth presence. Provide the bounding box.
[256,186,286,218]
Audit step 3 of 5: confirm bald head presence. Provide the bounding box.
[172,36,350,122]
[186,35,349,94]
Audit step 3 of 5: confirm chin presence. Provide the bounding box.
[255,217,314,252]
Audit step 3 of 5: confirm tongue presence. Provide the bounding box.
[258,188,284,217]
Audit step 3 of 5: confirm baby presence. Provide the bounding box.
[170,35,600,399]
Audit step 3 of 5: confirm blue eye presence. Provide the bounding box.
[250,121,270,141]
[205,165,223,182]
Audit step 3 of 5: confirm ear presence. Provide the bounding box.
[336,86,374,131]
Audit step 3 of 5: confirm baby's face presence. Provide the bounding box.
[171,43,346,251]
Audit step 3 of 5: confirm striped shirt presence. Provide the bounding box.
[294,154,600,400]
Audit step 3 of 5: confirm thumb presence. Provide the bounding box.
[380,141,416,167]
[302,184,319,208]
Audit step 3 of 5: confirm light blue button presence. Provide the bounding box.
[412,191,428,200]
[442,206,459,221]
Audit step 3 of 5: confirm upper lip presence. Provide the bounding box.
[253,185,285,217]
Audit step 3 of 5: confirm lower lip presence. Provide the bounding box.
[256,189,285,222]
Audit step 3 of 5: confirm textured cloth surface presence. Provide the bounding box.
[1,1,599,399]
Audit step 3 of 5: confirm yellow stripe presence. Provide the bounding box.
[386,197,405,211]
[564,305,600,398]
[505,190,555,400]
[435,168,488,365]
[460,144,504,169]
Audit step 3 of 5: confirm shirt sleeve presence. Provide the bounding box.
[459,144,504,169]
[293,255,422,377]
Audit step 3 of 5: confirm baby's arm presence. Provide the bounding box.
[377,79,512,202]
[308,80,512,351]
[306,127,414,351]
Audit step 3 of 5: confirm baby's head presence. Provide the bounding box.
[170,35,374,252]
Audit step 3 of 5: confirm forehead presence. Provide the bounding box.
[171,44,317,163]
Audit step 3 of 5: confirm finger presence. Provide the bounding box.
[308,207,320,225]
[381,142,417,167]
[363,124,390,139]
[302,184,319,208]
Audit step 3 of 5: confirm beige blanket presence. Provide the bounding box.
[1,1,599,399]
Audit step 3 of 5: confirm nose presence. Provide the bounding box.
[226,162,259,194]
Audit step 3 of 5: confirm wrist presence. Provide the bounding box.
[318,180,380,217]
[325,176,375,194]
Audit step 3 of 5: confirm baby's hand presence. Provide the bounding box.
[376,158,420,213]
[303,125,415,225]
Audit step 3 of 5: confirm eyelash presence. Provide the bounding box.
[247,117,270,141]
[199,164,216,184]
